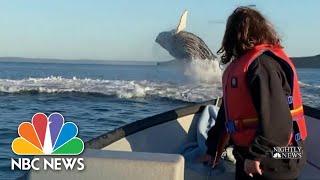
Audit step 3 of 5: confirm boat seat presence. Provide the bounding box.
[28,149,185,180]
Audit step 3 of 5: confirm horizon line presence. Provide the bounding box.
[0,53,318,62]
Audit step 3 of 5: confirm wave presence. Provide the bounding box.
[299,81,320,89]
[1,77,317,103]
[0,76,222,102]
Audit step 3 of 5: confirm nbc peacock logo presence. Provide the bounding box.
[11,112,84,155]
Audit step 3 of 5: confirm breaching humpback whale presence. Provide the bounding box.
[155,11,216,60]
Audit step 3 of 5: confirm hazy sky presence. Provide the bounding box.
[0,0,319,61]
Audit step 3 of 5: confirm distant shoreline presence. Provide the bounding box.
[156,55,320,68]
[0,57,156,66]
[292,55,320,68]
[0,55,319,68]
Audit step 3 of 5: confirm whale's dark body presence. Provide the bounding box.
[156,31,216,60]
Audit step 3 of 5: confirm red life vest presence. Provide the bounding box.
[222,44,307,147]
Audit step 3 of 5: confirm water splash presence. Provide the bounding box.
[184,59,222,83]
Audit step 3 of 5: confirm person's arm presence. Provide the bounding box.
[246,53,292,159]
[205,100,227,156]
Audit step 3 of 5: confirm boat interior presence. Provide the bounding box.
[27,99,320,180]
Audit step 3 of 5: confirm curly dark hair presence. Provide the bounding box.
[218,7,281,64]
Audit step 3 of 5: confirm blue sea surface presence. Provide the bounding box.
[0,61,318,179]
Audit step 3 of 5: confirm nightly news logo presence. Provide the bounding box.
[11,113,85,171]
[272,146,303,159]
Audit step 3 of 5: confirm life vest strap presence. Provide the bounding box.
[290,105,304,116]
[226,106,304,133]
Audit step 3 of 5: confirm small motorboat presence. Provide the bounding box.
[28,98,320,180]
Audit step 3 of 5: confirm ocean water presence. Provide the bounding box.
[0,61,318,179]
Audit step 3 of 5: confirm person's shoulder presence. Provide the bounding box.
[256,51,280,65]
[249,51,281,72]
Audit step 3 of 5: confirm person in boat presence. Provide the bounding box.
[199,7,308,180]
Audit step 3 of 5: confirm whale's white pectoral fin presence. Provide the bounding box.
[176,10,188,34]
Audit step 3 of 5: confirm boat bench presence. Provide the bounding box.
[28,149,185,180]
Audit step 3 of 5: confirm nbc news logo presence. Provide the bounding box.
[272,146,303,159]
[11,113,85,171]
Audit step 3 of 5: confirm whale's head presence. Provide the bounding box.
[155,30,175,53]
